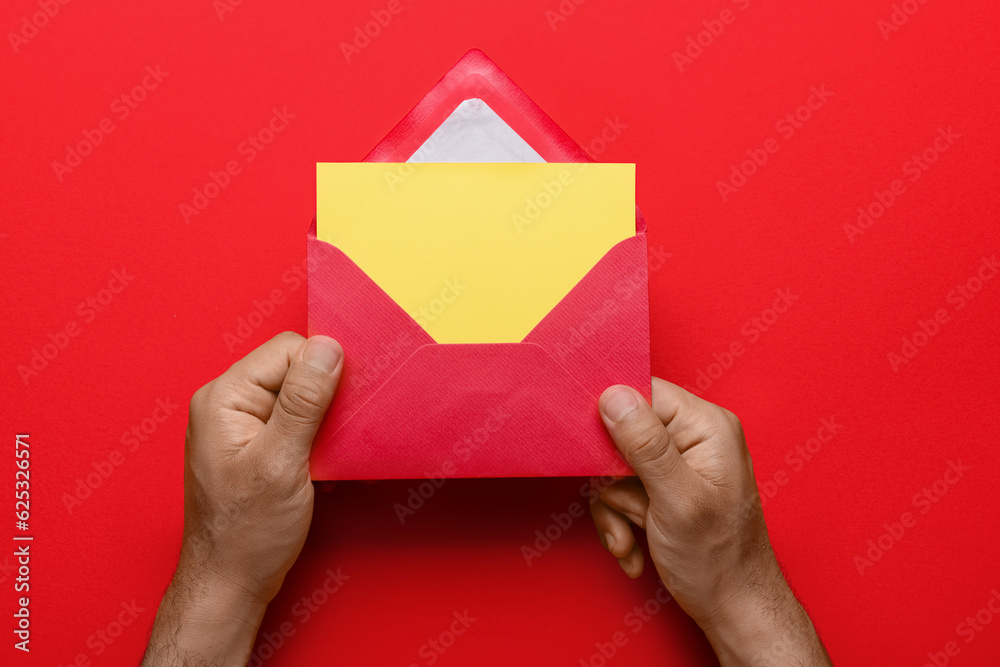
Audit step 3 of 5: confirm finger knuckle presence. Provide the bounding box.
[274,330,304,347]
[624,421,670,463]
[189,382,214,419]
[277,378,326,426]
[714,406,740,431]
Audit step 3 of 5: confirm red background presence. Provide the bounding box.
[3,0,999,665]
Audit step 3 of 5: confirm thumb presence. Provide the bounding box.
[263,335,343,460]
[599,385,699,500]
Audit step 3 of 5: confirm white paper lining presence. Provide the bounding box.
[406,98,545,164]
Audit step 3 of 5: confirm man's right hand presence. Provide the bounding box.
[590,378,832,666]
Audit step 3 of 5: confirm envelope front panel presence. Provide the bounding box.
[308,232,648,479]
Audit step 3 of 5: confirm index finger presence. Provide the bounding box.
[651,377,736,452]
[210,332,305,422]
[221,331,305,393]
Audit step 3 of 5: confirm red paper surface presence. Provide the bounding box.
[2,1,999,665]
[308,50,649,480]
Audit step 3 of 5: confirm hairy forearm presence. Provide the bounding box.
[700,575,831,666]
[142,567,268,667]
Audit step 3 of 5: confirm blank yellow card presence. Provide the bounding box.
[316,162,635,344]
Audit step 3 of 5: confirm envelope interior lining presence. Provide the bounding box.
[405,98,545,164]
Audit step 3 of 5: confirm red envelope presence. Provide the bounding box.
[308,49,649,480]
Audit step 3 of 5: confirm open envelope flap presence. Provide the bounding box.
[362,48,647,234]
[364,49,591,166]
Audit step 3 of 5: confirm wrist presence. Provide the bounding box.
[697,561,825,666]
[701,581,796,664]
[177,539,279,607]
[144,564,270,666]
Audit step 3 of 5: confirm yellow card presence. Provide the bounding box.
[316,162,635,344]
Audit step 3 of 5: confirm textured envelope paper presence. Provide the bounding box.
[316,162,635,344]
[308,51,650,480]
[309,161,648,479]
